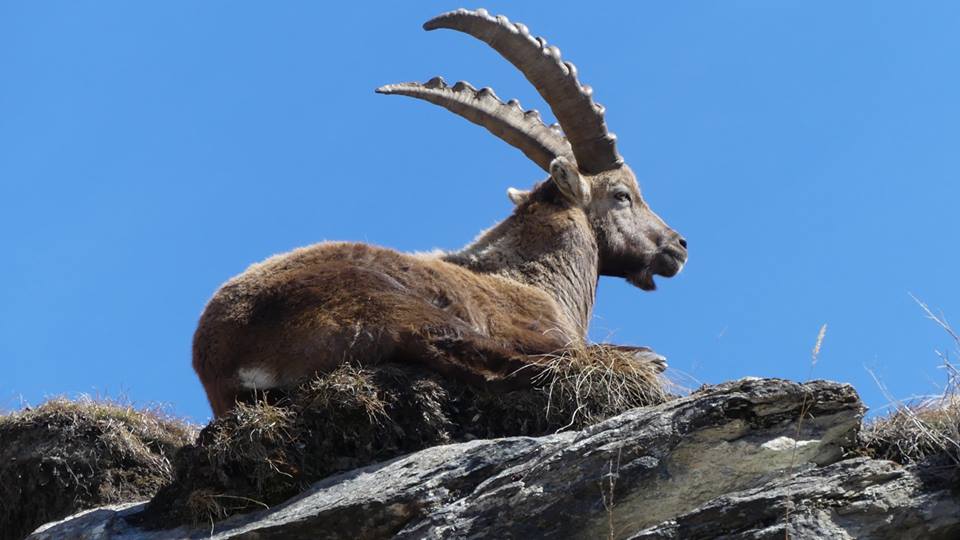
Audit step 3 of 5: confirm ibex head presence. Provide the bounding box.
[378,8,687,291]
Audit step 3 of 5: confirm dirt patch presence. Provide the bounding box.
[0,398,196,540]
[144,345,669,527]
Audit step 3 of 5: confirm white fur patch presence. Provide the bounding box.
[238,367,278,389]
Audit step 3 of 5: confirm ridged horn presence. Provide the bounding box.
[376,76,572,172]
[424,8,623,174]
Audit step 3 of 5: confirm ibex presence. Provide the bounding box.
[193,9,688,418]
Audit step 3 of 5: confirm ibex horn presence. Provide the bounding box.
[376,77,572,173]
[424,8,623,174]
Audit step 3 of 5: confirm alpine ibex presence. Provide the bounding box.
[193,9,687,417]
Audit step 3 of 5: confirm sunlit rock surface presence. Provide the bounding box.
[29,378,960,540]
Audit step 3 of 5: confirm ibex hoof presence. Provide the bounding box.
[633,348,668,373]
[596,344,668,373]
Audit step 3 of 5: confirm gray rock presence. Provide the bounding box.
[396,377,862,539]
[630,458,960,540]
[28,378,958,540]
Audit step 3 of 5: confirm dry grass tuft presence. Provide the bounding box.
[861,363,960,467]
[533,345,669,430]
[861,298,960,474]
[144,365,455,526]
[0,397,197,540]
[145,346,669,526]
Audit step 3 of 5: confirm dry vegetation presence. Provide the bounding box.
[0,397,196,540]
[861,377,960,467]
[861,300,960,476]
[144,345,669,527]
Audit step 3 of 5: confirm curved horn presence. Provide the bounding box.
[424,8,623,174]
[377,76,572,172]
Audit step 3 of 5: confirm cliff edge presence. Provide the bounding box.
[27,378,960,539]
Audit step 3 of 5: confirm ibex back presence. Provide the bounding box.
[193,9,688,418]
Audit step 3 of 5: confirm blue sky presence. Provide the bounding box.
[2,2,958,422]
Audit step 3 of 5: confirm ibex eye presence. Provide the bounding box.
[615,192,631,203]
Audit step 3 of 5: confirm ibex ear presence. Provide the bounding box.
[506,187,531,206]
[549,156,590,206]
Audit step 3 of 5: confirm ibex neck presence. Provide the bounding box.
[443,207,599,341]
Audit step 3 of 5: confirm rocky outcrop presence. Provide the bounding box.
[29,378,960,539]
[632,458,959,539]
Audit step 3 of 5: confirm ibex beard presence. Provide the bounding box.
[193,8,687,418]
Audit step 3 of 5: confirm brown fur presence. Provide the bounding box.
[193,13,688,418]
[194,173,685,417]
[195,247,565,416]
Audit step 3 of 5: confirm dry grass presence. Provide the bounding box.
[0,397,197,540]
[143,365,454,527]
[861,299,960,470]
[861,359,960,467]
[145,346,669,527]
[0,397,196,457]
[533,345,669,430]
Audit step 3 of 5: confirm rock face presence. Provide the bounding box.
[632,458,960,539]
[29,378,960,539]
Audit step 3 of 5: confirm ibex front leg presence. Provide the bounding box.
[585,344,668,374]
[396,326,561,390]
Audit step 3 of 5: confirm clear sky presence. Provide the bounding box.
[2,2,958,423]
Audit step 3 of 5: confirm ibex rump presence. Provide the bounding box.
[193,9,687,418]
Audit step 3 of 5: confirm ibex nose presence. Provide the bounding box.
[658,232,687,252]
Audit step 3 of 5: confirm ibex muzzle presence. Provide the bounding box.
[193,8,687,417]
